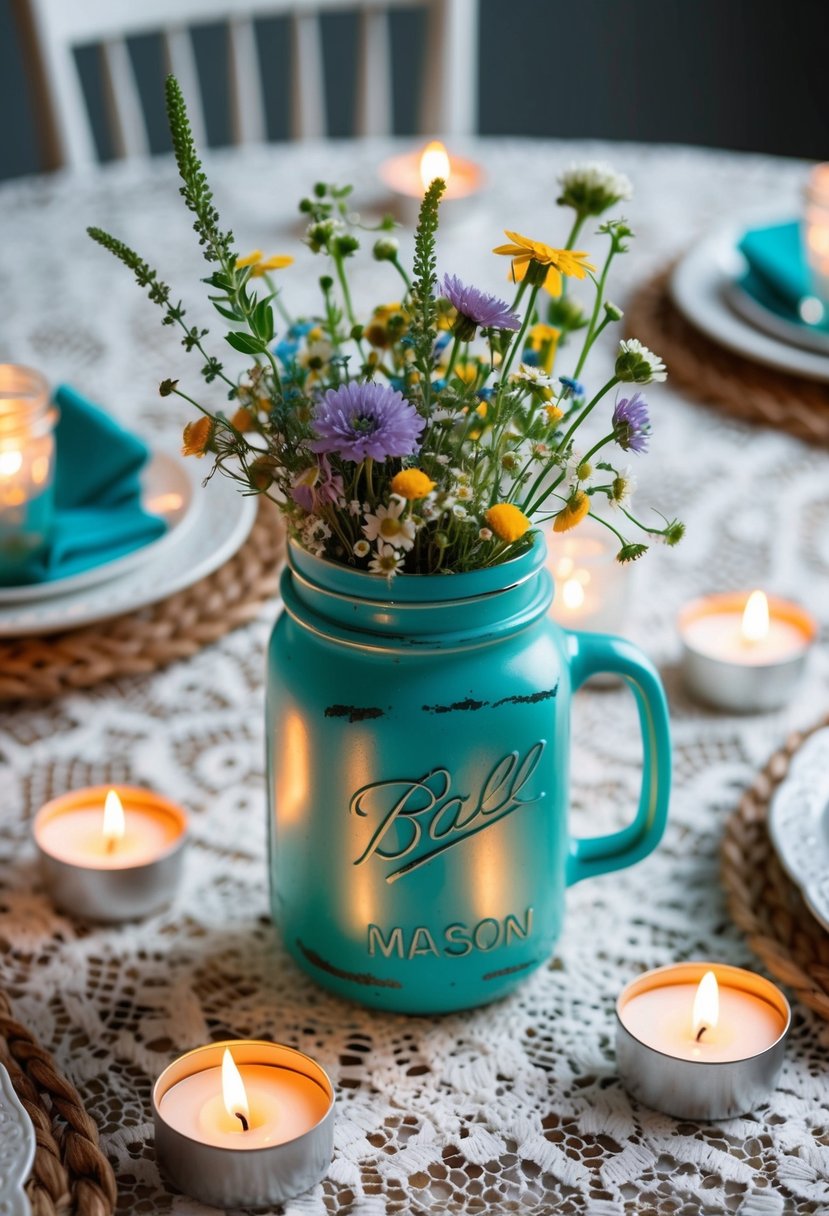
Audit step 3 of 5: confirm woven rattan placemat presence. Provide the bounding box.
[0,501,284,703]
[625,267,829,446]
[0,990,116,1216]
[722,716,829,1022]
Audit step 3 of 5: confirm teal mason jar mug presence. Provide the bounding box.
[267,535,671,1014]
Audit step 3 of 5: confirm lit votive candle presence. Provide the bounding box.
[33,785,188,922]
[616,962,790,1119]
[546,516,631,635]
[153,1040,335,1208]
[379,139,485,224]
[679,590,816,712]
[0,364,58,584]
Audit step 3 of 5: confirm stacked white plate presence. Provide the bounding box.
[671,216,829,383]
[768,727,829,934]
[0,449,256,637]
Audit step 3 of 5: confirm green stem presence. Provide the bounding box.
[556,375,619,455]
[392,257,413,292]
[444,335,462,381]
[572,244,616,381]
[498,283,541,395]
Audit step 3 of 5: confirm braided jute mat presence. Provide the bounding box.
[625,267,829,447]
[722,715,829,1022]
[0,499,285,703]
[0,989,116,1216]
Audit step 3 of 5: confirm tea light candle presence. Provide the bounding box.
[153,1040,335,1208]
[33,785,188,922]
[546,516,631,635]
[616,962,790,1119]
[379,140,485,224]
[679,590,816,711]
[0,364,58,582]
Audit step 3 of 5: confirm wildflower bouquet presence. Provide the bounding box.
[89,77,683,578]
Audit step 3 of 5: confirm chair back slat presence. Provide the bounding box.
[16,0,479,169]
[355,7,392,137]
[228,17,267,144]
[421,0,477,136]
[290,11,326,140]
[99,37,151,160]
[162,27,208,149]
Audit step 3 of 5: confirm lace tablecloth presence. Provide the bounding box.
[1,138,828,1216]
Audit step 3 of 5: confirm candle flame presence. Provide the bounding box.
[222,1048,250,1129]
[692,970,719,1040]
[102,789,126,850]
[0,450,23,477]
[742,590,769,643]
[420,140,451,192]
[561,578,585,610]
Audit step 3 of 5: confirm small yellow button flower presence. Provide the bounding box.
[492,230,595,295]
[390,469,436,500]
[485,503,531,543]
[553,491,590,532]
[545,403,564,425]
[181,416,213,458]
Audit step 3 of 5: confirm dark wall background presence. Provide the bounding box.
[2,0,827,179]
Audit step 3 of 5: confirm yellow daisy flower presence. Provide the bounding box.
[229,407,256,432]
[545,403,564,425]
[492,231,595,295]
[485,503,531,543]
[181,416,213,458]
[390,469,436,500]
[235,250,294,277]
[553,491,590,533]
[527,322,561,374]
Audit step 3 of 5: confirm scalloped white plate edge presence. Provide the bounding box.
[0,1062,35,1216]
[767,726,829,934]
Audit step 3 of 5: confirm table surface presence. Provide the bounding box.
[1,137,828,1216]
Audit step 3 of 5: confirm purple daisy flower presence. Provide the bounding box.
[309,381,425,463]
[441,273,521,340]
[612,392,651,454]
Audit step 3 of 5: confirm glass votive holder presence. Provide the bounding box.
[545,515,631,635]
[803,163,829,309]
[0,365,58,584]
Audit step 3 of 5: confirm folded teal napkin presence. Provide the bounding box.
[11,385,167,584]
[738,220,829,331]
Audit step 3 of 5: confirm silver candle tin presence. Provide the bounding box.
[616,962,791,1120]
[678,593,816,713]
[33,785,188,922]
[152,1040,335,1209]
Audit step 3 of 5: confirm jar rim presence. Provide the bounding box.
[288,531,549,604]
[0,364,55,438]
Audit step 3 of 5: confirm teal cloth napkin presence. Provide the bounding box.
[738,220,829,330]
[15,385,167,583]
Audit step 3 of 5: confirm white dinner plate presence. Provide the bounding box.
[0,1063,35,1216]
[0,448,199,605]
[671,219,829,383]
[767,726,829,934]
[0,471,257,637]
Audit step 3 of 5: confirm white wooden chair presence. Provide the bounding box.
[13,0,479,170]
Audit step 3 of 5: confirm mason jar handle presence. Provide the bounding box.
[564,631,671,886]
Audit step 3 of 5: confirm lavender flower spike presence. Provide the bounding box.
[612,392,651,454]
[309,381,425,463]
[441,273,521,340]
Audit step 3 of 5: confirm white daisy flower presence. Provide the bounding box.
[479,527,493,541]
[610,466,637,509]
[362,501,417,551]
[615,338,667,384]
[369,542,405,576]
[353,539,370,557]
[557,163,633,216]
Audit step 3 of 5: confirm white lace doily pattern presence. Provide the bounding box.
[1,140,828,1215]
